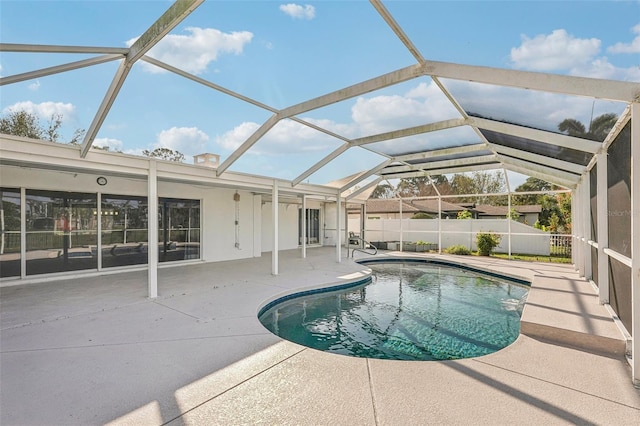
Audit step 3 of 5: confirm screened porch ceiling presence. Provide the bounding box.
[1,0,638,195]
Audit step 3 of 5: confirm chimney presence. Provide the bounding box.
[193,153,220,168]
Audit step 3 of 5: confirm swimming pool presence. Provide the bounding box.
[258,260,529,361]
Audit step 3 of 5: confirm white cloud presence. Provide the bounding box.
[216,121,260,151]
[2,100,75,120]
[216,81,465,155]
[127,27,253,75]
[28,80,40,91]
[153,127,210,157]
[509,27,639,81]
[510,29,601,71]
[279,3,315,20]
[350,82,461,135]
[93,137,123,152]
[216,119,336,155]
[607,23,640,54]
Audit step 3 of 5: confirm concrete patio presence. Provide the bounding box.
[1,248,638,425]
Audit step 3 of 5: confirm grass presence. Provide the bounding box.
[490,252,572,264]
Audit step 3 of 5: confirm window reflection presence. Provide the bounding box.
[25,190,97,275]
[0,188,21,278]
[101,195,148,268]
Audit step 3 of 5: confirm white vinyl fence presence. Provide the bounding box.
[349,218,552,256]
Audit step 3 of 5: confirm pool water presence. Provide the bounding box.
[258,261,529,361]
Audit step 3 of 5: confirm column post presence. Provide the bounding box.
[148,160,158,299]
[597,152,609,304]
[272,180,279,275]
[630,103,639,386]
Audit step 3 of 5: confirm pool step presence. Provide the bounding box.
[520,275,628,357]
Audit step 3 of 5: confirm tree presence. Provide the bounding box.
[447,171,505,204]
[513,177,571,233]
[370,183,395,199]
[507,208,519,220]
[0,110,85,144]
[558,113,617,141]
[396,176,432,197]
[142,147,185,162]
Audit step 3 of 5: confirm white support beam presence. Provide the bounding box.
[293,144,350,186]
[382,163,500,179]
[339,159,392,192]
[370,0,424,63]
[127,0,203,63]
[0,54,123,86]
[497,155,581,185]
[583,172,592,280]
[499,163,576,189]
[142,56,278,113]
[336,190,342,262]
[350,118,467,147]
[505,169,512,259]
[489,143,587,175]
[80,0,203,158]
[437,196,442,254]
[597,153,609,304]
[80,60,131,157]
[346,176,383,201]
[0,43,129,54]
[383,155,497,174]
[143,55,354,148]
[399,198,403,252]
[423,59,640,103]
[280,63,425,118]
[631,103,639,386]
[472,117,602,154]
[393,143,487,163]
[20,188,26,279]
[571,186,580,271]
[302,195,307,259]
[272,180,279,275]
[576,179,585,277]
[217,113,281,176]
[147,160,158,299]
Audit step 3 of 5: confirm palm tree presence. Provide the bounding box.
[558,113,617,141]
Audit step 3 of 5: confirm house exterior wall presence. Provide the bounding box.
[260,202,299,253]
[0,165,264,278]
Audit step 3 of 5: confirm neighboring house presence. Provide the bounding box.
[354,199,541,225]
[471,204,542,224]
[406,199,466,219]
[361,199,420,220]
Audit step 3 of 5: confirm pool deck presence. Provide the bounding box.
[1,248,638,425]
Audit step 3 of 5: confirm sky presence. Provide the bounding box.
[1,0,639,188]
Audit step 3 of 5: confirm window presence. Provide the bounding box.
[159,198,200,262]
[101,195,148,268]
[25,190,97,275]
[0,188,21,278]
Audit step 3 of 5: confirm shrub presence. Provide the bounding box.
[457,210,472,219]
[476,232,502,256]
[445,244,471,255]
[411,212,434,219]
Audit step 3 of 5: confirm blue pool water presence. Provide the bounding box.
[258,261,529,361]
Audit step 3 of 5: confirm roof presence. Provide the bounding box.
[473,204,542,216]
[1,0,638,194]
[365,199,419,214]
[408,199,466,214]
